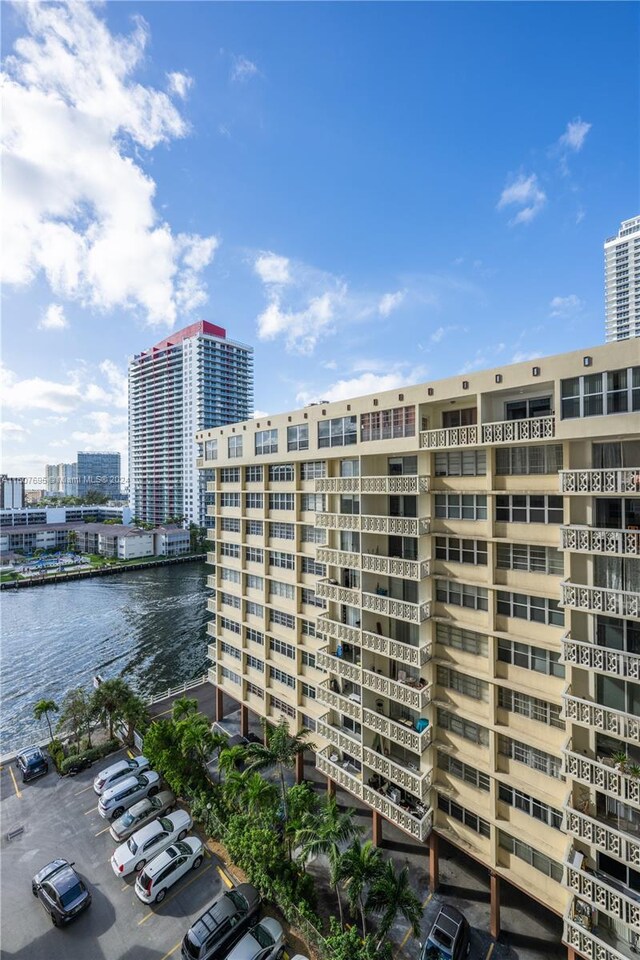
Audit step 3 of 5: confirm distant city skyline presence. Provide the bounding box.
[1,1,638,482]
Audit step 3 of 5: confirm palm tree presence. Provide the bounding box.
[179,713,216,774]
[244,718,315,825]
[33,699,59,742]
[367,860,422,947]
[172,695,198,723]
[121,693,149,746]
[244,772,279,817]
[298,797,362,928]
[218,744,247,779]
[91,677,132,740]
[337,838,383,936]
[223,769,250,808]
[58,687,93,751]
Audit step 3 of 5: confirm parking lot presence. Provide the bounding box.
[0,748,296,960]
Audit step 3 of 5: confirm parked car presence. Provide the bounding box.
[181,884,261,960]
[65,755,93,776]
[98,771,161,820]
[93,755,150,795]
[224,917,285,960]
[135,837,204,903]
[16,745,48,783]
[110,790,175,841]
[31,859,91,926]
[111,809,193,876]
[421,904,470,960]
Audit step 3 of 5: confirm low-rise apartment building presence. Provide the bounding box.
[198,340,640,960]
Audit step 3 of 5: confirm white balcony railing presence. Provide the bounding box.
[561,527,640,557]
[207,642,216,661]
[316,579,361,606]
[566,807,640,868]
[314,477,361,494]
[206,574,217,589]
[561,581,640,620]
[563,691,640,743]
[317,548,361,569]
[482,415,555,444]
[420,425,479,449]
[316,615,361,647]
[361,629,432,668]
[362,746,432,801]
[562,635,640,681]
[316,748,364,797]
[207,666,217,685]
[316,719,363,760]
[316,513,429,537]
[361,554,430,580]
[316,649,361,683]
[314,475,430,494]
[362,708,432,753]
[564,859,640,928]
[361,667,431,711]
[563,914,635,960]
[361,591,431,623]
[563,747,640,810]
[560,469,640,495]
[362,784,432,841]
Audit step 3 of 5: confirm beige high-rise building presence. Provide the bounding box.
[197,340,640,960]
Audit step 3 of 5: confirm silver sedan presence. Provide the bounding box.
[109,790,175,841]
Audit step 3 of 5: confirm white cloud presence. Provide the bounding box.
[257,290,343,356]
[322,360,338,370]
[511,350,543,363]
[1,362,82,413]
[296,364,426,406]
[252,409,269,419]
[2,3,217,326]
[1,421,29,438]
[231,55,258,83]
[166,71,193,99]
[558,118,591,153]
[39,303,68,330]
[254,252,291,286]
[497,173,546,225]
[549,294,584,318]
[378,289,405,317]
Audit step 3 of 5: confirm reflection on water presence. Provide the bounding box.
[0,562,209,752]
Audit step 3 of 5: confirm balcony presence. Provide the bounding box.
[565,807,640,866]
[362,746,432,801]
[420,425,479,449]
[316,718,363,760]
[316,648,361,683]
[363,784,432,841]
[206,552,216,564]
[361,666,431,711]
[316,748,364,797]
[316,512,429,536]
[317,548,361,569]
[560,582,640,619]
[562,636,640,682]
[316,579,361,606]
[362,707,432,753]
[316,684,362,721]
[563,690,640,743]
[361,628,432,668]
[314,475,429,494]
[561,527,640,557]
[314,477,361,494]
[563,747,640,810]
[361,554,430,580]
[316,614,361,646]
[481,415,555,444]
[564,854,640,927]
[207,642,216,661]
[361,591,431,623]
[207,666,217,685]
[564,910,637,960]
[560,469,640,495]
[206,575,216,590]
[196,457,204,469]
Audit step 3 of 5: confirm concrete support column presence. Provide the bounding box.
[215,687,224,723]
[372,810,383,847]
[295,751,304,784]
[429,831,439,892]
[567,948,578,960]
[240,704,249,738]
[327,777,336,798]
[490,871,501,940]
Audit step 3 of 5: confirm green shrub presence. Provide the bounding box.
[48,738,65,771]
[60,738,120,775]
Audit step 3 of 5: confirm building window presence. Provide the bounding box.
[496,591,564,627]
[245,547,264,563]
[360,406,415,442]
[300,714,317,731]
[269,493,295,511]
[219,616,241,634]
[220,467,240,483]
[246,520,263,536]
[255,429,278,456]
[221,592,241,610]
[496,543,564,575]
[498,832,563,882]
[246,628,264,645]
[270,694,296,718]
[269,550,295,570]
[245,465,263,483]
[434,450,486,477]
[246,574,264,590]
[301,682,316,700]
[269,463,295,482]
[437,796,491,838]
[228,436,243,459]
[270,610,295,630]
[270,637,295,658]
[435,537,487,565]
[205,439,218,460]
[495,495,563,524]
[301,493,326,512]
[318,416,357,448]
[288,423,309,452]
[220,666,241,685]
[434,494,487,520]
[498,784,563,830]
[220,567,241,584]
[437,753,490,791]
[220,492,240,508]
[221,543,240,559]
[437,708,489,745]
[221,517,241,533]
[269,522,295,541]
[561,367,640,419]
[498,687,563,728]
[301,650,317,668]
[301,587,325,608]
[270,666,296,688]
[245,493,264,509]
[301,525,326,544]
[495,444,563,475]
[220,641,241,660]
[498,735,562,779]
[498,639,565,677]
[302,557,326,576]
[301,619,316,637]
[301,461,326,480]
[246,682,264,698]
[436,580,488,611]
[437,666,489,701]
[270,580,295,600]
[246,601,263,618]
[435,623,488,656]
[246,655,264,672]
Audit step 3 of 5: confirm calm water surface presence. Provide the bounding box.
[0,561,209,752]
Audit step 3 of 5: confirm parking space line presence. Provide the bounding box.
[137,862,213,925]
[396,891,432,955]
[95,825,111,836]
[76,783,94,795]
[84,805,99,815]
[158,940,183,960]
[485,944,495,960]
[217,864,234,889]
[8,767,22,799]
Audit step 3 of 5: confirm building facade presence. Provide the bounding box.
[605,216,640,342]
[0,504,132,527]
[45,462,77,497]
[198,340,640,959]
[76,451,121,499]
[129,320,253,527]
[0,475,25,509]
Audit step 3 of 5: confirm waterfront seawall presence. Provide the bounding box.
[1,553,206,589]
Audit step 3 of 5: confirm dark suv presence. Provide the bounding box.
[32,859,92,926]
[16,745,49,783]
[421,904,470,960]
[181,884,261,960]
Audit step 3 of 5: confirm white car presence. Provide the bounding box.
[111,809,193,877]
[93,756,150,795]
[98,771,161,820]
[110,790,175,841]
[135,836,204,903]
[225,917,285,960]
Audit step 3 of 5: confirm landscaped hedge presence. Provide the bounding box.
[60,738,121,775]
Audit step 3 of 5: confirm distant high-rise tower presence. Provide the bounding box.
[604,215,640,341]
[76,452,121,498]
[128,321,253,526]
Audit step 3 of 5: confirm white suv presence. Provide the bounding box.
[98,771,161,820]
[111,809,193,877]
[135,837,204,903]
[93,756,150,795]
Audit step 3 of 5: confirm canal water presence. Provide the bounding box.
[0,561,209,753]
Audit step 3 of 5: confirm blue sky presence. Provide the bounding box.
[2,1,638,485]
